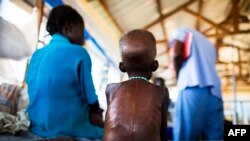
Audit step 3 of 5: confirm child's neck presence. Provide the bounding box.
[128,72,151,80]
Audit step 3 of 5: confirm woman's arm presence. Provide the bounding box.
[172,39,184,79]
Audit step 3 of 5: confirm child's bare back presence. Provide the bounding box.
[104,80,168,141]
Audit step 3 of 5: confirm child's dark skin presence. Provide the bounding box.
[103,29,169,141]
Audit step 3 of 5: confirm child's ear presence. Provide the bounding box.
[119,62,126,72]
[151,60,158,72]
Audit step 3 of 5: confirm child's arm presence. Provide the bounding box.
[161,87,170,141]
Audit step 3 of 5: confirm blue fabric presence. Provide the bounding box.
[26,34,103,139]
[173,87,224,140]
[169,27,222,99]
[44,0,63,7]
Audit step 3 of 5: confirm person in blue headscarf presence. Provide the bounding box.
[169,27,224,140]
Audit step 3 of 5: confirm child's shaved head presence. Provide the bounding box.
[119,29,157,74]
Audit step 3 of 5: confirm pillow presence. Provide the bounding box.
[0,83,22,115]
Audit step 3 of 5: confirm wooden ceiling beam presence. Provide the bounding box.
[222,43,250,51]
[215,29,223,62]
[213,0,249,35]
[239,0,249,11]
[232,0,240,32]
[202,26,214,34]
[157,50,168,57]
[199,0,242,35]
[36,0,44,37]
[196,0,203,31]
[99,0,124,33]
[237,47,242,77]
[217,60,247,65]
[157,39,167,44]
[143,0,196,29]
[154,0,170,73]
[158,65,168,69]
[203,3,234,36]
[219,2,234,25]
[184,7,231,34]
[23,0,44,88]
[218,0,249,28]
[206,29,250,37]
[156,0,170,51]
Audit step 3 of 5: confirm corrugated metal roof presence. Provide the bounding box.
[202,0,231,23]
[93,0,250,87]
[105,0,159,30]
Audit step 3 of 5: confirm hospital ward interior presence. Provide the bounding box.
[0,0,250,140]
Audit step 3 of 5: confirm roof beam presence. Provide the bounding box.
[184,7,231,34]
[157,39,166,44]
[157,49,168,57]
[215,29,223,62]
[202,26,214,34]
[143,0,196,29]
[196,0,203,31]
[222,43,250,51]
[206,29,250,37]
[156,0,170,51]
[237,47,242,77]
[158,65,168,70]
[219,2,234,25]
[219,0,249,26]
[239,0,249,11]
[212,0,249,35]
[218,60,248,64]
[99,0,124,33]
[232,0,240,32]
[23,0,44,88]
[36,0,44,37]
[203,2,235,36]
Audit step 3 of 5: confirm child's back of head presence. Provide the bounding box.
[119,29,158,77]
